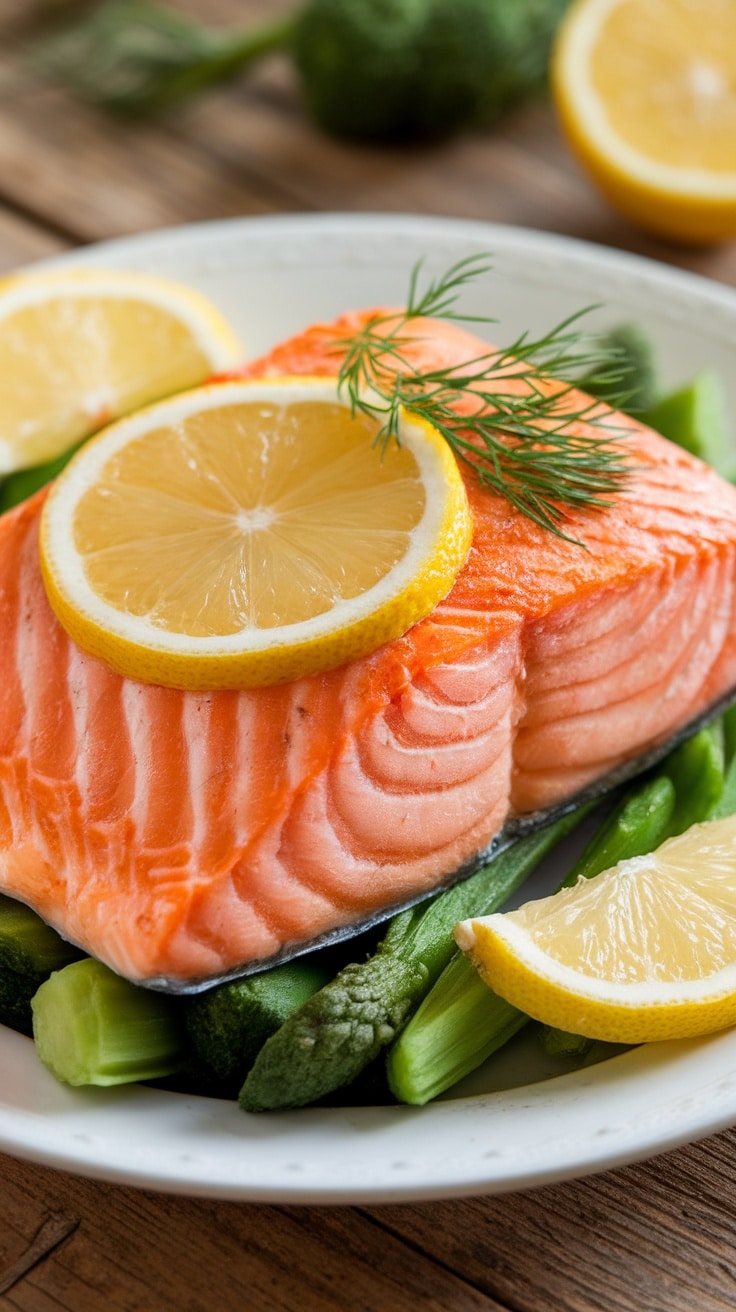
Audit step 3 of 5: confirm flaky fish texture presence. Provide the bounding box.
[3,310,736,989]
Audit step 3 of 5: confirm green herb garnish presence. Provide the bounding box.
[336,254,632,540]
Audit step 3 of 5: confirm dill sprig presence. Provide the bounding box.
[336,255,633,540]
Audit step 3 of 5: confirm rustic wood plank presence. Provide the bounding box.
[0,1152,506,1312]
[0,64,291,243]
[0,8,735,1312]
[0,204,69,271]
[366,1128,736,1312]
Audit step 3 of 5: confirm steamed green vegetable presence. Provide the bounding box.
[0,896,84,1035]
[184,957,332,1097]
[32,958,184,1087]
[581,322,659,413]
[294,0,570,140]
[0,441,85,515]
[239,811,587,1111]
[641,370,733,475]
[34,0,569,141]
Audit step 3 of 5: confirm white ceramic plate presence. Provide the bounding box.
[3,213,736,1203]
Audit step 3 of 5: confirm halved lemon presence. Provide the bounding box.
[0,267,241,476]
[551,0,736,245]
[455,814,736,1044]
[39,377,473,690]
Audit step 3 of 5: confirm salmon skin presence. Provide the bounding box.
[3,310,736,992]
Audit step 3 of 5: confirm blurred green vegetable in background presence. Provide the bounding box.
[33,0,571,141]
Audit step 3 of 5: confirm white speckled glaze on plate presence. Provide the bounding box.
[3,213,736,1203]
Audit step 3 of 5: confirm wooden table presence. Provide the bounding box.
[2,3,736,1309]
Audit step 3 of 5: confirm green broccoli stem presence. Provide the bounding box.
[387,770,679,1104]
[239,808,588,1112]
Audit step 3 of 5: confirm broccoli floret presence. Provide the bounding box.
[294,0,572,141]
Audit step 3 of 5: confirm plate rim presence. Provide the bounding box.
[4,210,736,1202]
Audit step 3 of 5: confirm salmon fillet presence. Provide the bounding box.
[2,310,736,989]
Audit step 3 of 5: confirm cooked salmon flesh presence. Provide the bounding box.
[1,311,736,989]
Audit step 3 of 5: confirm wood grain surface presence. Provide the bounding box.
[1,3,736,1308]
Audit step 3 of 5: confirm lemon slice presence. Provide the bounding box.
[455,814,736,1044]
[39,377,473,690]
[0,268,241,476]
[551,0,736,244]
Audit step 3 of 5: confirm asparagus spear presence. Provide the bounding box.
[183,957,333,1097]
[239,810,588,1112]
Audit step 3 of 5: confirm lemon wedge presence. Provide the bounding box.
[0,267,241,476]
[39,377,473,690]
[551,0,736,245]
[455,814,736,1044]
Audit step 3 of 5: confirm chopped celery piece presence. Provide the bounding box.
[32,959,184,1087]
[387,953,525,1105]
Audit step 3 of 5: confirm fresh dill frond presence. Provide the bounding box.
[335,256,634,541]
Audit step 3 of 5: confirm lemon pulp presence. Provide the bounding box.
[40,377,473,689]
[0,270,241,475]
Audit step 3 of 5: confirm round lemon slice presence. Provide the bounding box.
[39,377,473,690]
[0,267,241,476]
[551,0,736,245]
[455,814,736,1045]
